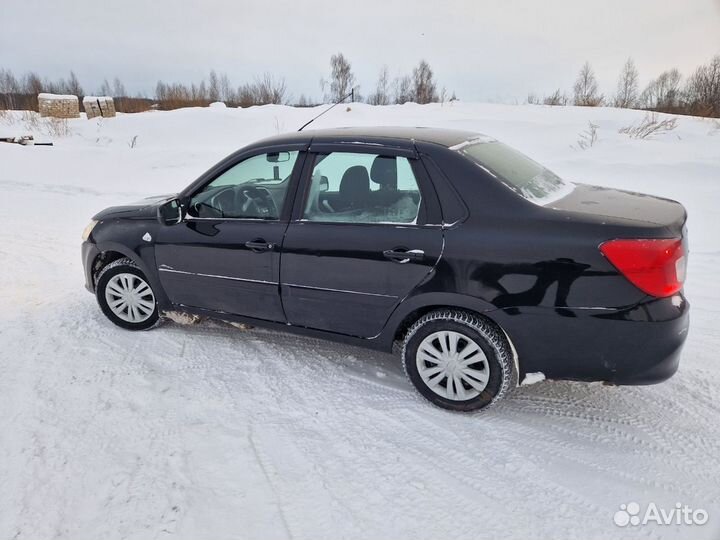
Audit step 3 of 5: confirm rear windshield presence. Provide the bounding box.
[453,138,574,205]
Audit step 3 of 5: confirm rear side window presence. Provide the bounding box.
[454,139,574,205]
[302,152,422,224]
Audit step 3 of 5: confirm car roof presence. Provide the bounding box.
[245,126,482,151]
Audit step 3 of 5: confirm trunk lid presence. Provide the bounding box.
[549,183,686,232]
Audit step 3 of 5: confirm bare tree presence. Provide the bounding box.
[613,57,639,108]
[684,55,720,117]
[112,77,126,98]
[543,89,568,106]
[236,74,287,107]
[47,76,72,94]
[0,68,21,109]
[393,75,413,104]
[24,72,43,94]
[99,78,112,96]
[368,65,391,105]
[327,53,355,102]
[219,73,232,102]
[641,68,681,110]
[439,87,448,103]
[254,73,287,104]
[573,62,603,106]
[295,94,312,107]
[526,92,540,105]
[237,83,256,107]
[208,70,220,102]
[0,69,20,94]
[412,60,438,104]
[67,71,83,96]
[155,81,167,102]
[192,81,208,101]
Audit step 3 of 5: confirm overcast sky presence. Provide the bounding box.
[2,0,719,102]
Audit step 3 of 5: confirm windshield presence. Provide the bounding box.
[454,138,574,205]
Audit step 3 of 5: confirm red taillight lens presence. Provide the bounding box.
[600,238,686,297]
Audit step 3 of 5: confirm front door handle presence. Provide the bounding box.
[245,239,274,252]
[383,248,424,263]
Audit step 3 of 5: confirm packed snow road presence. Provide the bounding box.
[1,103,718,540]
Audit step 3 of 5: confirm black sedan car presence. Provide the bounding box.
[81,127,689,411]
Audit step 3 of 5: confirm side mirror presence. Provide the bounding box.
[157,198,184,226]
[319,176,329,192]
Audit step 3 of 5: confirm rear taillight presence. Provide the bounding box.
[599,238,686,298]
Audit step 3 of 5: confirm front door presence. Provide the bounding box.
[281,150,444,337]
[155,150,302,322]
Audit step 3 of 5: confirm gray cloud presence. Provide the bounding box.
[2,0,718,101]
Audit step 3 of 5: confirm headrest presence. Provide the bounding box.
[370,156,397,189]
[339,166,370,198]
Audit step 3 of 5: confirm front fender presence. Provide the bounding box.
[90,220,170,308]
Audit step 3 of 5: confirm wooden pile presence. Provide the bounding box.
[38,93,80,118]
[83,96,116,119]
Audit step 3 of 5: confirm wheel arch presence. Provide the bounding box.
[91,241,170,307]
[90,249,126,285]
[383,293,522,381]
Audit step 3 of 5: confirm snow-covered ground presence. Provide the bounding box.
[1,103,718,540]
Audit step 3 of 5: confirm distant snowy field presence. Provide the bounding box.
[1,103,719,540]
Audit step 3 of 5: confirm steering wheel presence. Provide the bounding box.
[238,186,277,218]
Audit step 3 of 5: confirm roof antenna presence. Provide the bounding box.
[297,87,355,131]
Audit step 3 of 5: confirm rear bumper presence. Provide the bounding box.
[82,241,99,293]
[494,294,689,385]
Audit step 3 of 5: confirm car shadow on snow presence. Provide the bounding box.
[158,317,411,391]
[153,316,661,417]
[84,306,682,420]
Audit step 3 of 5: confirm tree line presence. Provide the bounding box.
[0,54,454,113]
[1,52,718,117]
[528,55,720,117]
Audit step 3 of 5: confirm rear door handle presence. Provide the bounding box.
[245,239,274,252]
[383,248,424,263]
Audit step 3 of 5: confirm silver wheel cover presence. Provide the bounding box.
[104,273,156,323]
[416,330,490,401]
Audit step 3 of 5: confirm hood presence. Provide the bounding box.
[548,183,686,232]
[93,194,177,220]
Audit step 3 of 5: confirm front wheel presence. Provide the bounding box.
[96,258,160,330]
[402,310,516,412]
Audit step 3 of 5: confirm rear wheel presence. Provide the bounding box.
[96,258,160,330]
[402,310,516,412]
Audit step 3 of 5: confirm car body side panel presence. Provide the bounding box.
[81,128,690,387]
[280,222,444,337]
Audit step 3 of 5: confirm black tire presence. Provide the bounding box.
[402,310,517,412]
[95,258,160,331]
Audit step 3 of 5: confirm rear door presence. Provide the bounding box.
[280,146,444,338]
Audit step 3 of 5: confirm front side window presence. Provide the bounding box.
[188,151,298,219]
[302,152,422,224]
[455,138,574,205]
